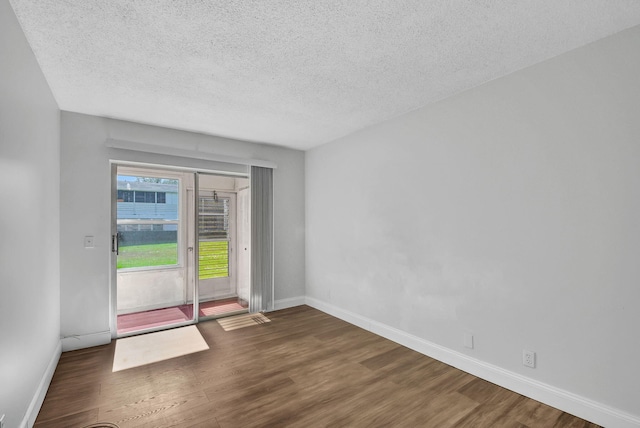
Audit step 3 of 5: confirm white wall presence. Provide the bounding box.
[237,187,251,302]
[117,269,186,314]
[306,25,640,424]
[0,1,61,426]
[60,112,305,345]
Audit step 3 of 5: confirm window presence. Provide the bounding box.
[117,190,134,202]
[198,195,230,279]
[116,174,180,269]
[199,197,229,240]
[118,190,166,204]
[135,191,156,203]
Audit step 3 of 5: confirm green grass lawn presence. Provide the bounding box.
[117,241,229,279]
[117,243,178,269]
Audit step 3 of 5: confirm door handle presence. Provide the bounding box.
[111,233,120,255]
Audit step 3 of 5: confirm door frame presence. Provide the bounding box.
[111,164,195,337]
[196,190,237,302]
[109,161,251,338]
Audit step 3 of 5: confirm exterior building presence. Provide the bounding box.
[116,180,179,246]
[116,180,179,221]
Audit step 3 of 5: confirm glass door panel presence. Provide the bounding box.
[198,192,233,300]
[115,167,195,336]
[197,175,248,319]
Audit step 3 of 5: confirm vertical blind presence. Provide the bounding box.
[250,166,274,312]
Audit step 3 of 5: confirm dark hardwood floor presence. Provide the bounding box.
[36,306,600,428]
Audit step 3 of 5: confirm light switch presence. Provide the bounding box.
[84,236,94,248]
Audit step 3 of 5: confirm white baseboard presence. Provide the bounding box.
[305,297,640,428]
[61,331,112,352]
[21,340,62,428]
[272,296,306,311]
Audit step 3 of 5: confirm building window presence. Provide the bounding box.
[135,191,156,203]
[117,190,134,202]
[156,192,166,203]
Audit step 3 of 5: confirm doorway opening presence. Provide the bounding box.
[112,165,250,337]
[195,173,251,321]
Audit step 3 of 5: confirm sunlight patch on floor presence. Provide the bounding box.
[217,313,270,331]
[113,325,209,372]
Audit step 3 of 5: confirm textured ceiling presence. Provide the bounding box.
[9,1,640,150]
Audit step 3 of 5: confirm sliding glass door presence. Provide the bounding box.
[196,173,249,319]
[198,191,234,297]
[113,166,195,336]
[111,165,254,337]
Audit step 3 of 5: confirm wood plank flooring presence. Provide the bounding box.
[36,306,600,428]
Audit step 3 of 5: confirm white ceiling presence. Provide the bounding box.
[10,1,640,151]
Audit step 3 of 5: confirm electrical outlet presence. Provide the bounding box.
[523,350,536,368]
[84,235,94,248]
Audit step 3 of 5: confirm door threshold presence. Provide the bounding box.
[117,304,195,337]
[198,298,249,319]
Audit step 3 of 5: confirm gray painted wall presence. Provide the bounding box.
[6,0,639,423]
[306,25,640,421]
[60,112,305,342]
[0,1,61,426]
